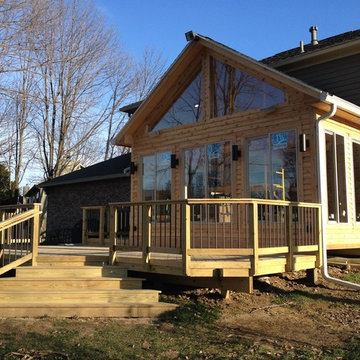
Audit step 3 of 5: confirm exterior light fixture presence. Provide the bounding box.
[130,161,137,174]
[232,145,241,161]
[299,134,309,152]
[185,31,199,42]
[171,154,179,168]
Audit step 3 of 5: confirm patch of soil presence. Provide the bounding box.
[164,266,360,353]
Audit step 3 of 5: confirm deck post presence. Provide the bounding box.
[315,205,323,268]
[181,203,191,276]
[82,208,87,245]
[31,204,40,266]
[109,205,118,265]
[142,205,152,267]
[286,205,294,272]
[0,210,5,263]
[99,206,105,246]
[249,202,258,276]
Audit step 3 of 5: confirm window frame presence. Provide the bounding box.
[182,140,234,199]
[325,130,349,224]
[141,151,172,201]
[209,56,286,119]
[352,139,360,223]
[245,129,298,202]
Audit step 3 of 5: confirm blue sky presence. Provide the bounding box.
[94,0,360,64]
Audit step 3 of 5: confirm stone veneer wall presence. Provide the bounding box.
[44,177,130,243]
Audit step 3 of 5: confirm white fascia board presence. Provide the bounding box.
[319,92,360,117]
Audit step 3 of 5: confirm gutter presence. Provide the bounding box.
[316,100,360,290]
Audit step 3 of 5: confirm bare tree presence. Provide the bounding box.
[101,46,166,160]
[132,46,167,101]
[28,0,119,179]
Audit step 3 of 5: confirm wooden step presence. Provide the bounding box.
[36,255,108,266]
[0,277,143,290]
[0,302,178,318]
[0,289,160,304]
[16,266,127,279]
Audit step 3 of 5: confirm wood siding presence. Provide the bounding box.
[288,53,360,107]
[126,48,360,251]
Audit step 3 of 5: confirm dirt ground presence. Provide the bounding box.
[0,266,359,359]
[162,265,360,356]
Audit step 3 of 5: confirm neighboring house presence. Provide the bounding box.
[38,153,131,244]
[263,27,360,107]
[113,29,360,253]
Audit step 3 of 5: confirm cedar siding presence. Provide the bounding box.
[116,33,360,254]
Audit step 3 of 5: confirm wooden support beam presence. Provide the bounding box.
[82,208,87,245]
[306,268,320,285]
[99,207,105,246]
[286,205,294,272]
[249,203,258,276]
[109,205,117,265]
[142,205,152,268]
[0,210,4,263]
[181,204,191,276]
[31,204,40,267]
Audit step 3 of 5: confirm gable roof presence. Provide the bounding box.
[262,29,360,68]
[39,153,131,188]
[114,32,360,147]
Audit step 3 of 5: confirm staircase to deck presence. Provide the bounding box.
[0,255,177,318]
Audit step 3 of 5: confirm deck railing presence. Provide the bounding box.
[82,206,107,245]
[0,203,41,275]
[106,199,322,276]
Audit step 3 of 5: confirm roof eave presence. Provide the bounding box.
[114,40,201,147]
[269,39,360,71]
[39,173,129,189]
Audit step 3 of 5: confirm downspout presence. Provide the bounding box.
[316,103,360,290]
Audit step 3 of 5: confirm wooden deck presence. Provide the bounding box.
[38,245,109,257]
[78,199,323,293]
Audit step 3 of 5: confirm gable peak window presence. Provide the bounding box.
[151,71,202,133]
[210,57,285,118]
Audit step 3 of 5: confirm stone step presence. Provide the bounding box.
[0,277,143,290]
[0,302,177,318]
[16,266,127,279]
[0,289,160,304]
[36,255,108,266]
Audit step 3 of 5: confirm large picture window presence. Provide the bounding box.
[151,72,202,133]
[184,142,231,199]
[247,130,297,201]
[142,151,171,201]
[326,133,348,222]
[211,57,285,118]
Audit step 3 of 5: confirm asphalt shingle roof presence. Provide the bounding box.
[262,29,360,65]
[39,153,131,188]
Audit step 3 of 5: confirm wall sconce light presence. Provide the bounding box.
[130,161,137,174]
[232,145,241,161]
[299,134,309,152]
[185,30,199,42]
[171,154,179,168]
